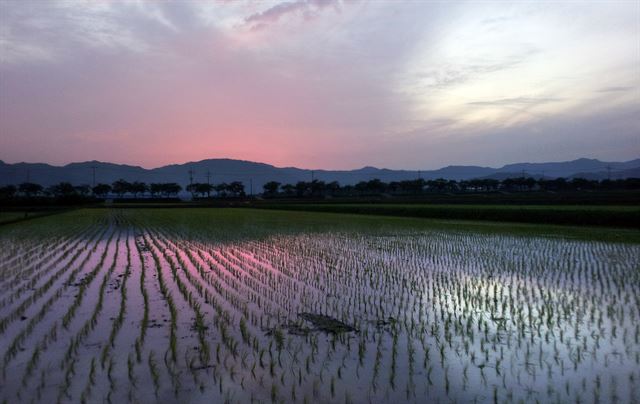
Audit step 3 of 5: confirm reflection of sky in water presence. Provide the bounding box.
[1,210,638,403]
[147,227,639,403]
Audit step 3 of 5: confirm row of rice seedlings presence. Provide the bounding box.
[0,230,74,294]
[100,227,132,368]
[1,226,112,378]
[79,357,97,404]
[139,230,184,398]
[149,226,297,400]
[60,228,120,330]
[0,227,94,312]
[146,230,213,366]
[3,209,638,403]
[19,229,120,390]
[56,229,122,372]
[0,224,105,334]
[0,216,96,292]
[0,216,83,280]
[240,230,639,401]
[133,233,150,363]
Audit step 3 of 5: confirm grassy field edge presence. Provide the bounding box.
[253,203,640,229]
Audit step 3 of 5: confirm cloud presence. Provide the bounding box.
[1,1,638,169]
[467,97,564,106]
[596,86,634,93]
[244,0,340,29]
[417,60,524,90]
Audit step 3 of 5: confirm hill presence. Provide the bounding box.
[0,157,638,191]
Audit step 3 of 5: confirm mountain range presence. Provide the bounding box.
[0,158,638,192]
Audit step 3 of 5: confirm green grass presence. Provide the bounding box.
[121,207,640,243]
[2,208,639,244]
[0,210,67,225]
[0,212,26,223]
[253,203,640,229]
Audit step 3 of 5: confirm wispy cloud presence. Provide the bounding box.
[244,0,340,30]
[596,86,634,93]
[467,97,564,107]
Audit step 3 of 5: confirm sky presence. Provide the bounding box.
[1,0,639,170]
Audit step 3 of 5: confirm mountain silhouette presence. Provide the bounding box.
[1,157,638,191]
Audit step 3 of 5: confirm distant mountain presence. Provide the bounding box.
[0,157,638,192]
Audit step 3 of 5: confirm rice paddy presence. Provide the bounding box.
[1,208,639,403]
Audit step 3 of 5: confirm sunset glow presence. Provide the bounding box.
[1,1,638,169]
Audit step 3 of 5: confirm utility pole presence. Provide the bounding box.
[205,169,211,185]
[91,165,96,187]
[250,179,253,196]
[311,170,315,182]
[188,168,194,186]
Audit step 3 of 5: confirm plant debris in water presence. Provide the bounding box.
[298,313,358,333]
[266,313,358,336]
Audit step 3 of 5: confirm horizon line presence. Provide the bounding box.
[1,155,638,173]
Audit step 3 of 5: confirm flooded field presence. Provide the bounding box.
[1,208,639,403]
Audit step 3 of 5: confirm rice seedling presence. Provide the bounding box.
[0,208,637,403]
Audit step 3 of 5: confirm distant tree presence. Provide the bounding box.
[75,185,91,196]
[388,181,402,194]
[295,181,308,197]
[186,183,197,197]
[484,179,500,191]
[326,181,340,196]
[19,182,43,198]
[623,178,640,189]
[200,183,214,198]
[92,183,112,197]
[570,177,596,190]
[523,177,537,191]
[48,182,76,197]
[366,179,385,194]
[149,183,163,197]
[130,181,148,198]
[112,179,131,198]
[214,183,229,197]
[355,181,368,196]
[163,183,182,197]
[263,181,281,196]
[310,180,326,197]
[189,183,214,198]
[228,181,245,197]
[0,185,17,199]
[281,184,295,196]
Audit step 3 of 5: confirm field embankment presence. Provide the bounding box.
[254,203,640,228]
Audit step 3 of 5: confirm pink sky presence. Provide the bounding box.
[1,1,639,169]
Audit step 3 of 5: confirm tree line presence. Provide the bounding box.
[0,176,638,201]
[0,179,246,200]
[261,177,640,198]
